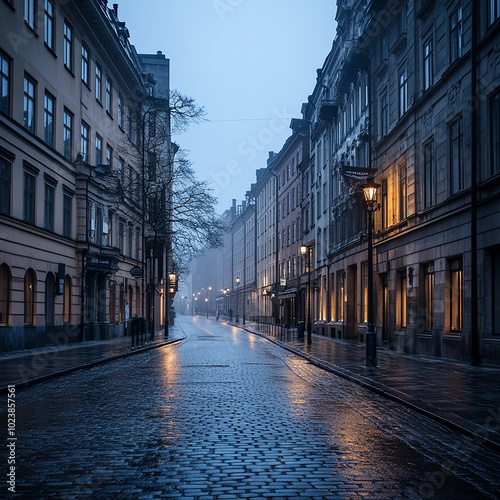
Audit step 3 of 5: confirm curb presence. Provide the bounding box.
[0,337,182,395]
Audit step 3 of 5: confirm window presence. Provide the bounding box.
[0,264,10,325]
[105,79,112,114]
[0,52,10,115]
[399,68,408,117]
[45,273,55,325]
[449,257,463,332]
[63,22,72,71]
[0,158,11,215]
[81,45,89,85]
[24,0,35,29]
[423,36,434,91]
[23,75,36,133]
[44,0,54,50]
[63,109,73,160]
[95,65,102,103]
[398,1,407,34]
[44,92,54,146]
[24,269,36,325]
[450,7,463,62]
[118,95,123,128]
[424,263,434,331]
[95,134,102,166]
[488,0,500,26]
[106,145,112,166]
[450,118,464,194]
[24,172,35,223]
[63,276,71,323]
[424,140,435,207]
[399,163,407,220]
[118,157,125,184]
[490,92,500,176]
[380,93,388,137]
[80,122,89,162]
[44,183,55,231]
[63,193,72,238]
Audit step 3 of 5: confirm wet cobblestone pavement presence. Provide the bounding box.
[3,316,500,499]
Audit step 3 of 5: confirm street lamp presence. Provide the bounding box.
[362,175,380,368]
[300,245,312,344]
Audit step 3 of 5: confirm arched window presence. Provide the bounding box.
[109,281,116,323]
[24,269,36,325]
[0,264,11,326]
[45,272,55,325]
[63,275,71,324]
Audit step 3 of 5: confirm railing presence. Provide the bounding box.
[255,321,301,343]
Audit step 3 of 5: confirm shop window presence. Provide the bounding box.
[449,257,463,332]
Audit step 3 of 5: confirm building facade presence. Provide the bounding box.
[0,0,172,352]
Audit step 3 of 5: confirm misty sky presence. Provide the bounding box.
[116,0,337,213]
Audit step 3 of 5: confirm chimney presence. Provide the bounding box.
[113,4,118,17]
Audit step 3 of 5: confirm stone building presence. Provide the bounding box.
[0,0,171,352]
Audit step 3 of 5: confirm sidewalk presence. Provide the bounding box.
[240,321,500,452]
[0,328,184,394]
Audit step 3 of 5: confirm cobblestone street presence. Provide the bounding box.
[3,316,500,499]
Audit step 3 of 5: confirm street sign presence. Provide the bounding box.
[130,265,143,278]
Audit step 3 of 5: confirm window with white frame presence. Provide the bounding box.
[63,22,73,71]
[44,92,54,147]
[23,75,36,132]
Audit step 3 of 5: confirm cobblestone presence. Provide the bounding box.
[2,316,500,498]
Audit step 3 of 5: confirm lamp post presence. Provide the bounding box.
[300,245,312,344]
[362,176,380,368]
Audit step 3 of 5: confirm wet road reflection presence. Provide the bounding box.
[3,315,499,499]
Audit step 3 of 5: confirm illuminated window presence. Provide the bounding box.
[63,276,71,323]
[362,262,368,323]
[336,271,344,322]
[449,258,462,332]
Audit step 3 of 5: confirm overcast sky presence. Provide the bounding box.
[116,0,337,213]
